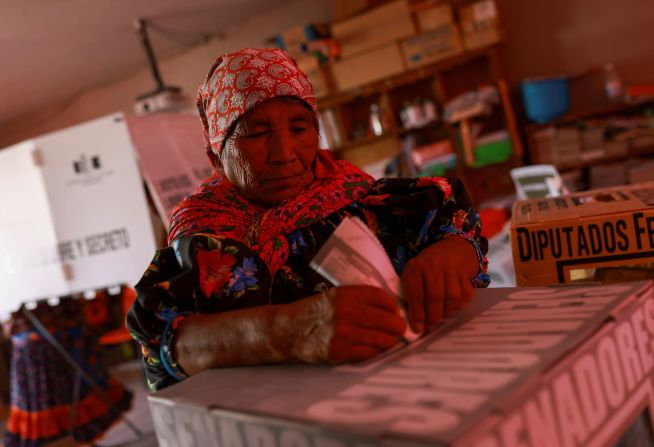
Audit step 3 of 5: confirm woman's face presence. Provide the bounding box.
[217,97,319,207]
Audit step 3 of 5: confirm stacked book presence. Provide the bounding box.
[532,126,581,166]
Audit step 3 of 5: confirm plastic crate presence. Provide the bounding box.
[520,77,570,123]
[472,138,512,167]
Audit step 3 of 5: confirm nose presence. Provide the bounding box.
[267,129,297,165]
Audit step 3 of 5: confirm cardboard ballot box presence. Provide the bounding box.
[149,281,654,447]
[511,181,654,286]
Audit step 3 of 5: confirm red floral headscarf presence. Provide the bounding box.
[198,48,316,161]
[197,47,341,177]
[169,48,374,275]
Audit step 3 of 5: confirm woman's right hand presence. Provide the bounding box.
[328,285,407,362]
[276,285,407,364]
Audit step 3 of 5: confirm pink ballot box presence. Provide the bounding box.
[148,281,654,447]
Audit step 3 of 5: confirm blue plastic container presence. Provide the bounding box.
[520,77,570,123]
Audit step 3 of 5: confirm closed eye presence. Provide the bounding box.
[244,130,270,139]
[291,126,308,134]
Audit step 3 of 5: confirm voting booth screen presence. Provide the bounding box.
[0,113,156,317]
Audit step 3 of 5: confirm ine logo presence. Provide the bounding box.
[66,153,114,187]
[73,154,102,174]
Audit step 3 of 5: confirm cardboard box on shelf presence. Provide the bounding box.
[332,0,368,21]
[580,126,605,150]
[531,126,581,165]
[589,161,627,190]
[149,281,654,447]
[612,127,654,153]
[459,0,502,50]
[331,0,416,58]
[276,25,310,58]
[295,56,329,98]
[632,134,654,149]
[415,2,456,32]
[511,181,654,286]
[275,23,330,59]
[400,23,464,68]
[629,158,654,185]
[331,44,405,92]
[605,138,629,156]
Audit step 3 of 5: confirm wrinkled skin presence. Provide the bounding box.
[174,285,406,374]
[402,235,478,334]
[216,97,320,208]
[325,286,407,362]
[270,285,407,364]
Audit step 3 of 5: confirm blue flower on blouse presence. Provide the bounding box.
[229,257,258,292]
[287,230,307,255]
[392,246,408,274]
[418,209,438,245]
[157,307,185,322]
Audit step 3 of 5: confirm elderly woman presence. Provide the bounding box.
[127,48,489,391]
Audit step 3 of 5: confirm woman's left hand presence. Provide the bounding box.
[401,236,479,334]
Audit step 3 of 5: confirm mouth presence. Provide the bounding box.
[265,174,302,182]
[261,173,310,191]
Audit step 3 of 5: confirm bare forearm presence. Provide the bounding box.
[173,293,333,375]
[174,307,279,375]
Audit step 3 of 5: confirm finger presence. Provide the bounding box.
[444,274,462,317]
[401,262,425,333]
[425,268,445,329]
[335,305,406,336]
[458,276,475,309]
[336,285,400,313]
[329,340,380,363]
[334,324,401,350]
[358,286,402,312]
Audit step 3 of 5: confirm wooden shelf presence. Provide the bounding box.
[397,121,444,136]
[331,122,446,153]
[332,132,398,152]
[526,99,654,131]
[555,143,654,172]
[317,44,502,110]
[309,11,518,204]
[524,97,654,183]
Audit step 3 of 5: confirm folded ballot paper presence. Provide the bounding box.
[310,216,421,342]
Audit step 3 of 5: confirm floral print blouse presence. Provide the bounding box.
[126,177,490,391]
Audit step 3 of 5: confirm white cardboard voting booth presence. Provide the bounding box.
[149,281,654,447]
[0,113,156,318]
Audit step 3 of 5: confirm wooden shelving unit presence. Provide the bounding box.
[317,45,523,205]
[525,100,654,134]
[553,143,654,172]
[523,99,654,190]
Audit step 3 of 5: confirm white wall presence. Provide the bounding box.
[497,0,654,88]
[0,0,333,148]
